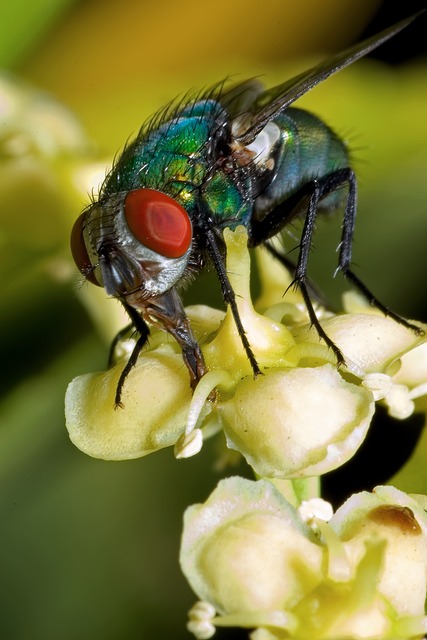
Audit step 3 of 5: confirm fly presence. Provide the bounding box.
[71,13,424,407]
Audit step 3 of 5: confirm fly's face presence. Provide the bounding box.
[71,188,193,301]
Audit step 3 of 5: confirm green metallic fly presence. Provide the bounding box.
[71,13,423,406]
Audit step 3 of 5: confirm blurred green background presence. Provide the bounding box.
[0,1,426,638]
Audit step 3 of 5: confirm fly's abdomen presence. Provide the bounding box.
[254,107,349,216]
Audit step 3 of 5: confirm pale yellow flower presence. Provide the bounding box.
[181,477,427,640]
[66,226,427,479]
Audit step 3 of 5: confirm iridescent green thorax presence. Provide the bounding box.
[102,99,252,228]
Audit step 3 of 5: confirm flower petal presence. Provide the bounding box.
[296,313,425,375]
[219,364,374,478]
[180,477,323,615]
[65,348,194,459]
[330,485,427,617]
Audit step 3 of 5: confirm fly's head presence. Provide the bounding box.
[71,188,193,303]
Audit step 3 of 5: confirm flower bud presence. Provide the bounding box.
[219,364,375,477]
[66,348,194,459]
[180,477,323,615]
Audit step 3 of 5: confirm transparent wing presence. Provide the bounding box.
[219,78,265,117]
[235,13,421,145]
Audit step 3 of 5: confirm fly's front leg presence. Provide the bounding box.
[115,290,206,407]
[205,226,262,378]
[114,301,150,408]
[108,323,134,367]
[114,333,148,408]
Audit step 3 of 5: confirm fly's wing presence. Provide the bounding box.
[235,12,422,146]
[219,78,265,117]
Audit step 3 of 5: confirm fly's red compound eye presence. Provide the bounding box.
[124,189,192,259]
[70,213,100,286]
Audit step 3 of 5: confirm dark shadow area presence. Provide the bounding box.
[322,405,424,508]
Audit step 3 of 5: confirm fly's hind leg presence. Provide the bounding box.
[264,241,336,312]
[249,167,423,367]
[250,171,348,365]
[336,172,424,336]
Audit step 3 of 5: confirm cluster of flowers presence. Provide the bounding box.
[66,226,427,639]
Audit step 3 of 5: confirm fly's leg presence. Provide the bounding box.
[336,171,424,336]
[265,241,334,311]
[114,334,148,408]
[108,323,134,367]
[250,167,423,367]
[114,302,150,408]
[205,226,262,377]
[289,176,346,365]
[250,173,347,364]
[115,290,207,407]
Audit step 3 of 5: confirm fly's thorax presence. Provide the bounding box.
[73,189,193,299]
[201,170,252,229]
